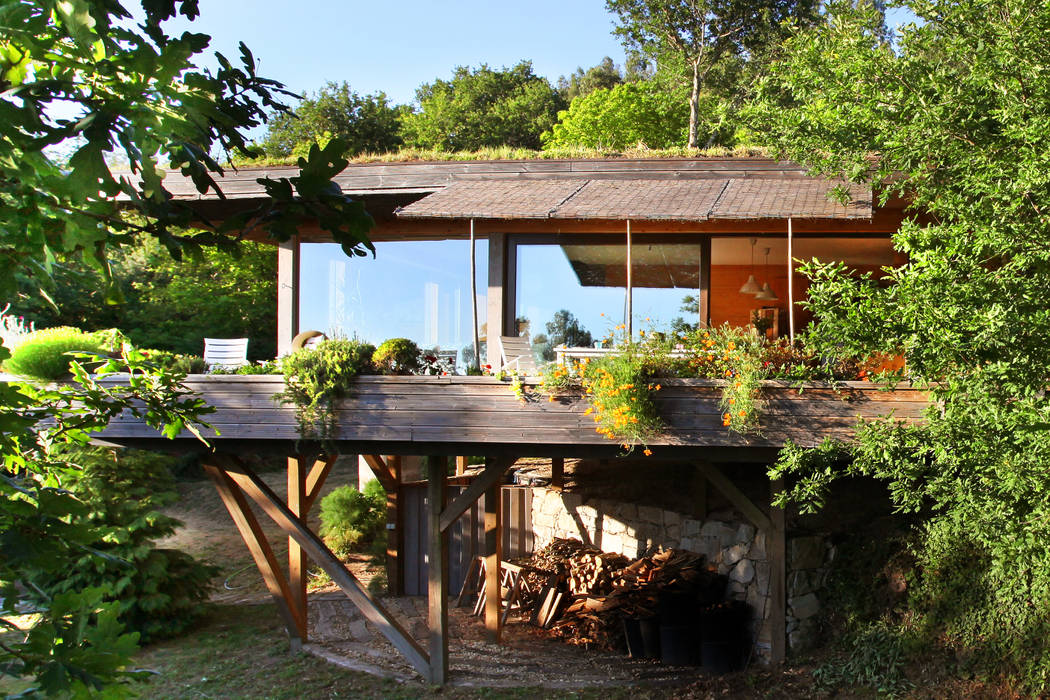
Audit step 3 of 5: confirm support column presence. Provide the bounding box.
[486,232,506,368]
[484,464,503,643]
[699,236,711,328]
[287,455,309,644]
[277,236,300,357]
[550,457,564,492]
[386,456,404,595]
[770,477,787,664]
[426,456,449,684]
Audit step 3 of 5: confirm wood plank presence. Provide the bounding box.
[550,457,564,491]
[217,458,431,678]
[427,456,449,684]
[695,462,772,533]
[362,454,398,491]
[287,455,309,641]
[485,471,502,643]
[202,463,305,644]
[438,457,514,533]
[303,454,337,513]
[386,455,404,595]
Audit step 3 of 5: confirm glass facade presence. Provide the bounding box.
[299,240,488,369]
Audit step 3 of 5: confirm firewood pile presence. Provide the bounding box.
[522,538,723,651]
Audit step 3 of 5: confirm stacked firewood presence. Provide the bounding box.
[530,543,715,650]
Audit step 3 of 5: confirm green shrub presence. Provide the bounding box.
[141,348,208,374]
[278,338,376,439]
[372,338,420,375]
[318,480,387,557]
[3,326,112,379]
[30,446,217,642]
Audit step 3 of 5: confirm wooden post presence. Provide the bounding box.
[455,456,469,476]
[770,477,787,664]
[470,219,481,372]
[787,218,795,343]
[699,236,711,328]
[625,220,633,337]
[276,236,300,357]
[486,232,506,368]
[387,455,404,595]
[550,457,564,492]
[483,461,503,643]
[427,456,449,684]
[287,454,309,642]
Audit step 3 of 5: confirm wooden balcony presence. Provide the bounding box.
[96,375,928,458]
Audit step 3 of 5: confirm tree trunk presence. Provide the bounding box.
[688,60,701,149]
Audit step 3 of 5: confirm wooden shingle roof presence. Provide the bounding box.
[396,177,871,222]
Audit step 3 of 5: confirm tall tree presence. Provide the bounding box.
[400,61,565,151]
[750,0,1050,688]
[557,56,625,101]
[259,81,403,158]
[543,81,690,150]
[607,0,819,147]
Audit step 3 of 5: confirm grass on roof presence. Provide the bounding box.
[232,144,774,168]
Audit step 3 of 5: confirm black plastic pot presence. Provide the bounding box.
[623,617,645,658]
[639,615,661,659]
[660,625,695,666]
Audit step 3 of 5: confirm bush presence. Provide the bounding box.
[30,446,217,642]
[141,348,207,375]
[372,338,420,374]
[278,338,376,439]
[318,480,387,557]
[3,326,112,379]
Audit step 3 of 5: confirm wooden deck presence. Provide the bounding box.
[96,375,928,457]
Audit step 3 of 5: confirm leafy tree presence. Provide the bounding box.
[607,0,819,147]
[259,81,403,158]
[751,0,1050,688]
[0,0,373,693]
[0,0,374,306]
[543,81,690,150]
[532,310,593,361]
[557,56,625,101]
[400,61,565,151]
[13,237,278,360]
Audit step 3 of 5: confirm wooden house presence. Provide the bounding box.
[97,157,925,683]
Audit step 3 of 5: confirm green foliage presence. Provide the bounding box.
[0,0,373,304]
[278,339,376,440]
[531,310,593,363]
[13,237,279,361]
[812,621,913,696]
[556,57,627,101]
[141,349,208,375]
[318,481,386,557]
[259,81,403,158]
[0,343,215,695]
[752,0,1050,688]
[3,326,111,380]
[607,0,819,147]
[579,348,662,452]
[31,447,217,643]
[400,61,566,151]
[544,81,689,150]
[372,338,421,375]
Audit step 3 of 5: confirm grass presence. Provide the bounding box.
[230,144,773,168]
[129,603,706,699]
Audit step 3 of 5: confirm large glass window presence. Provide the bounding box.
[299,239,487,370]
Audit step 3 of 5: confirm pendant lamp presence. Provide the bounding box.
[755,247,779,301]
[739,238,762,294]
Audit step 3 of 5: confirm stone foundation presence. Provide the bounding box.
[530,487,833,661]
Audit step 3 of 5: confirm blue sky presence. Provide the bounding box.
[164,1,629,105]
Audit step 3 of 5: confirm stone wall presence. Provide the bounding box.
[530,487,832,661]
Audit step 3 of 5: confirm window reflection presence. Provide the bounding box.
[299,240,488,370]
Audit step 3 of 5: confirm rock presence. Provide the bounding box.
[637,505,663,526]
[615,503,638,522]
[735,522,757,545]
[682,518,702,538]
[561,492,583,510]
[787,571,814,597]
[789,592,820,620]
[788,535,825,570]
[746,582,765,612]
[700,521,737,548]
[753,561,770,595]
[731,558,755,584]
[723,542,751,566]
[604,517,625,536]
[602,532,623,554]
[750,531,767,561]
[726,580,747,600]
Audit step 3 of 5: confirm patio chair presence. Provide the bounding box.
[497,335,539,375]
[203,337,249,371]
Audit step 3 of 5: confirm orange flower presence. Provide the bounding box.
[548,395,555,403]
[654,384,661,391]
[727,342,736,351]
[643,449,652,456]
[583,407,593,415]
[738,410,746,418]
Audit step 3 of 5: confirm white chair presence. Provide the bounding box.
[498,335,539,375]
[203,337,249,371]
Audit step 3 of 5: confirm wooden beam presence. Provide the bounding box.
[455,456,468,476]
[438,457,514,533]
[484,474,502,643]
[770,477,787,665]
[287,455,309,642]
[202,462,305,644]
[362,454,397,492]
[302,454,337,513]
[699,236,711,328]
[276,236,300,357]
[216,456,431,678]
[694,461,772,533]
[427,456,449,684]
[550,457,564,492]
[386,455,404,596]
[486,232,506,368]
